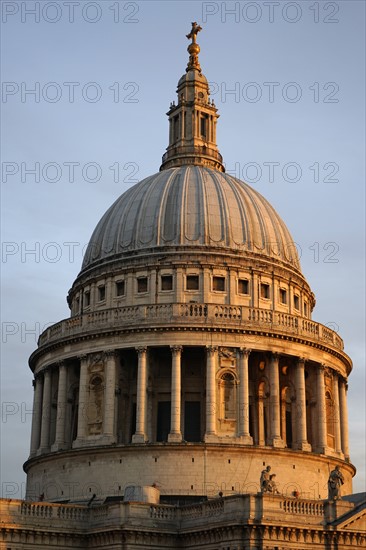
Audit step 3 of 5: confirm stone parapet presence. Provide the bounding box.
[35,303,344,353]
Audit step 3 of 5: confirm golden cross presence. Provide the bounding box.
[186,22,202,44]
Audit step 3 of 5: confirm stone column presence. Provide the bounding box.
[30,375,43,456]
[294,357,311,451]
[168,346,183,442]
[238,348,253,444]
[204,346,218,441]
[132,347,148,443]
[332,374,342,454]
[316,364,327,452]
[338,378,350,459]
[104,350,117,442]
[52,362,68,451]
[74,355,88,446]
[269,353,285,447]
[39,369,52,453]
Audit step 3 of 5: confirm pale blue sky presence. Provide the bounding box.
[1,0,365,496]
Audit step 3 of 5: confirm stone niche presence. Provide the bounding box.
[87,354,105,436]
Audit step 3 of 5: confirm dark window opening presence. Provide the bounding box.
[156,401,171,442]
[137,277,148,293]
[286,410,293,447]
[260,283,270,299]
[213,276,225,292]
[130,403,136,443]
[238,279,249,294]
[280,288,287,304]
[161,275,173,291]
[184,401,201,442]
[116,281,125,296]
[304,301,308,316]
[98,286,105,301]
[84,291,90,307]
[174,116,179,141]
[200,115,208,138]
[186,275,199,290]
[294,295,300,310]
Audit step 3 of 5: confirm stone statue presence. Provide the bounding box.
[268,474,280,494]
[328,466,344,500]
[260,465,271,493]
[186,22,202,44]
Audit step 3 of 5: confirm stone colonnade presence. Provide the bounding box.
[29,347,350,460]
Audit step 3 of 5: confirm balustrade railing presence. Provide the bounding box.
[0,496,338,530]
[281,499,324,516]
[37,303,344,351]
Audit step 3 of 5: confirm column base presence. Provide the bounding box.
[132,433,148,444]
[237,434,254,445]
[72,438,87,449]
[37,447,50,455]
[204,433,219,443]
[51,442,67,452]
[270,437,286,448]
[168,432,183,443]
[294,441,312,452]
[314,445,331,455]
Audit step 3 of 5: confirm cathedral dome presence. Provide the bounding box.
[81,165,301,273]
[25,23,354,509]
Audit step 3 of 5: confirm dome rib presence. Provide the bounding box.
[81,166,302,272]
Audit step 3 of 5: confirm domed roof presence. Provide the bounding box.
[81,165,301,272]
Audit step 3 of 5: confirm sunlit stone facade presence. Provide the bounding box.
[1,23,364,550]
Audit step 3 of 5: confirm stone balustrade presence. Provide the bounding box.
[1,495,355,534]
[37,303,344,351]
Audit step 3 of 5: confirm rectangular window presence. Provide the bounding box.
[174,116,179,141]
[200,115,208,138]
[75,297,80,312]
[294,295,300,310]
[279,288,287,304]
[238,279,249,294]
[304,301,308,316]
[186,275,199,290]
[98,285,105,302]
[161,275,173,291]
[213,276,225,291]
[137,277,148,293]
[84,291,90,307]
[260,283,270,299]
[116,281,125,296]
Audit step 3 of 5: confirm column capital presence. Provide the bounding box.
[104,349,118,359]
[271,352,280,363]
[56,361,67,373]
[77,353,88,362]
[170,345,183,355]
[339,376,348,388]
[239,347,251,357]
[136,346,147,355]
[206,346,218,356]
[297,357,306,366]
